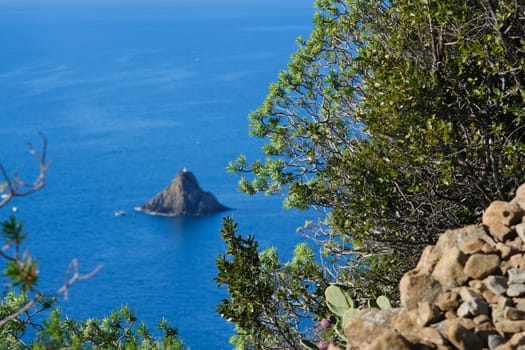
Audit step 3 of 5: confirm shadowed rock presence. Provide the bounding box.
[136,170,230,216]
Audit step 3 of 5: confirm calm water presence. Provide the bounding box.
[0,1,315,348]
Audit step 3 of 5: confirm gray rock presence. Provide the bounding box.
[488,334,507,350]
[457,298,489,318]
[508,268,525,284]
[137,170,230,216]
[483,275,508,295]
[507,284,525,297]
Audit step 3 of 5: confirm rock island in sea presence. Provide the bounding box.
[135,169,230,216]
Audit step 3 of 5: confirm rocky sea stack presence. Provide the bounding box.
[136,169,230,216]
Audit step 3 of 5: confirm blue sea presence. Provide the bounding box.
[0,1,316,348]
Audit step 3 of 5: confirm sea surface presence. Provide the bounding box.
[0,1,316,348]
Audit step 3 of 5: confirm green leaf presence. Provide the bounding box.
[376,295,392,310]
[325,285,354,316]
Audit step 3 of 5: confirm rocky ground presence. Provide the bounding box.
[341,183,525,350]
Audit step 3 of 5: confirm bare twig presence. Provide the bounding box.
[0,133,50,208]
[58,259,104,300]
[0,259,103,327]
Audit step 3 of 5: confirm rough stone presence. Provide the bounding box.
[419,327,446,346]
[445,319,484,350]
[488,223,516,242]
[436,290,460,312]
[506,236,524,251]
[415,245,440,271]
[464,253,501,279]
[137,170,230,216]
[457,298,489,318]
[488,334,507,350]
[483,243,499,254]
[514,299,525,311]
[495,320,525,334]
[368,331,412,350]
[483,200,523,227]
[434,225,489,256]
[417,301,441,326]
[509,332,525,347]
[344,309,396,349]
[393,309,422,344]
[399,268,441,309]
[492,296,512,322]
[475,320,498,344]
[496,242,514,259]
[483,289,499,304]
[508,268,525,284]
[504,306,525,320]
[509,254,525,269]
[507,284,525,297]
[459,237,486,254]
[483,275,508,295]
[432,247,469,289]
[516,223,525,244]
[512,183,525,211]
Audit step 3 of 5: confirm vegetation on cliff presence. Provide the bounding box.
[220,0,525,348]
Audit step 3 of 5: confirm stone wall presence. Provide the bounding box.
[342,183,525,350]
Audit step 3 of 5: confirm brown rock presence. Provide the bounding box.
[496,242,514,259]
[506,236,524,251]
[509,332,525,347]
[483,200,523,227]
[399,268,442,309]
[420,327,446,346]
[432,247,469,289]
[515,222,525,244]
[492,296,513,323]
[482,289,499,304]
[464,253,501,279]
[436,290,460,312]
[344,309,399,348]
[415,245,440,271]
[434,225,489,256]
[459,237,486,254]
[509,254,525,269]
[482,242,499,254]
[512,183,525,211]
[501,260,512,274]
[513,299,525,311]
[444,310,457,319]
[495,320,525,334]
[473,314,490,325]
[393,309,422,343]
[503,306,525,320]
[417,301,442,326]
[487,223,515,242]
[445,319,484,350]
[368,331,412,350]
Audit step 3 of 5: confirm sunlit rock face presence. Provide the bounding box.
[137,170,230,216]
